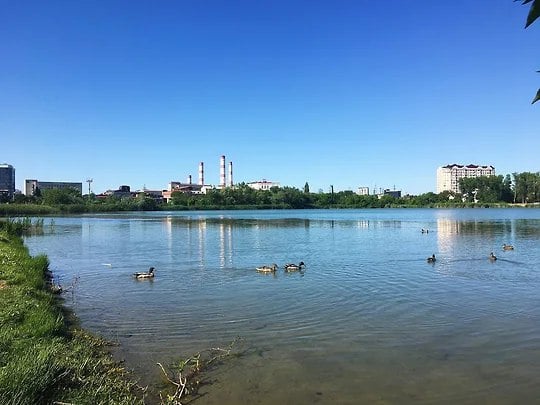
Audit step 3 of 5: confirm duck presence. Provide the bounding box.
[284,261,305,272]
[489,252,497,261]
[502,244,514,251]
[133,267,155,279]
[421,229,429,234]
[256,264,278,273]
[427,254,436,263]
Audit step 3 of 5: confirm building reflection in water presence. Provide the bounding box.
[218,221,233,268]
[356,220,369,229]
[198,219,206,267]
[162,217,237,269]
[165,216,173,255]
[436,215,518,255]
[436,218,461,255]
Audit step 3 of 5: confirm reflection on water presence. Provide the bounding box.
[25,209,540,404]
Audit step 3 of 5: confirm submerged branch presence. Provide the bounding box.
[158,337,243,405]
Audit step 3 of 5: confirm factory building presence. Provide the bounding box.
[163,157,233,202]
[247,179,280,191]
[25,179,83,196]
[97,185,134,199]
[357,187,370,196]
[0,163,16,201]
[436,164,495,194]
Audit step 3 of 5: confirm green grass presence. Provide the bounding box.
[0,230,143,404]
[0,204,59,216]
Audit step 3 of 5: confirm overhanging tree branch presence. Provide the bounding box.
[515,0,539,103]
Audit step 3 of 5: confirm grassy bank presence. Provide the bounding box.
[3,201,539,216]
[0,225,143,404]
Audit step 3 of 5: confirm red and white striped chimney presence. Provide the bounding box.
[220,155,226,188]
[228,161,233,187]
[198,162,204,186]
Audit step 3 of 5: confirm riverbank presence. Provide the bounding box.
[2,201,539,216]
[0,225,143,404]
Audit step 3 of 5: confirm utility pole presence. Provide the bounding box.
[86,179,93,198]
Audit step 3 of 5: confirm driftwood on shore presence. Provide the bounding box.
[157,337,243,405]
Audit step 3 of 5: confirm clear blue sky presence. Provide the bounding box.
[1,1,538,195]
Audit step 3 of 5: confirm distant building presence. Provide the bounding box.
[25,180,83,196]
[162,180,210,203]
[97,185,134,199]
[247,180,280,191]
[135,188,164,203]
[357,187,370,196]
[377,189,402,199]
[0,163,16,200]
[436,164,495,194]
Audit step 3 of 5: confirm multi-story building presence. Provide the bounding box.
[377,189,402,199]
[246,179,280,191]
[25,180,83,196]
[0,163,16,200]
[356,187,370,196]
[436,164,495,194]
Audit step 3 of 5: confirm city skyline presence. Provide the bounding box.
[2,1,538,195]
[3,158,507,197]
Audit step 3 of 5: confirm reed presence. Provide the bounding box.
[0,217,45,236]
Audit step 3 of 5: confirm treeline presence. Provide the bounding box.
[2,172,539,215]
[459,172,540,204]
[2,188,160,215]
[167,172,540,208]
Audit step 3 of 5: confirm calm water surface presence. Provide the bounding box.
[25,209,540,404]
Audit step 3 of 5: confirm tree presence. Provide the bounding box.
[517,0,540,103]
[459,175,511,203]
[303,182,310,193]
[518,0,540,28]
[170,191,191,206]
[41,188,84,205]
[512,171,540,203]
[135,194,158,211]
[501,174,514,202]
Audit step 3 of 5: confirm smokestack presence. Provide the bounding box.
[228,161,233,187]
[220,155,226,188]
[198,162,204,185]
[188,174,192,185]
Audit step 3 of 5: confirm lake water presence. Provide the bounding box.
[24,209,540,404]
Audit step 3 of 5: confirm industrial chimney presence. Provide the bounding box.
[187,175,192,185]
[228,161,233,187]
[220,155,226,188]
[198,162,204,186]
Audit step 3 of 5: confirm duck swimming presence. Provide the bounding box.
[284,262,305,272]
[502,244,514,251]
[489,252,497,261]
[427,254,436,263]
[133,267,155,279]
[256,264,278,273]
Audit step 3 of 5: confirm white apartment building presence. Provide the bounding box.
[357,187,370,196]
[436,164,495,194]
[246,180,280,191]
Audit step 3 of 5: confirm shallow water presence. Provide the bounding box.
[25,208,540,404]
